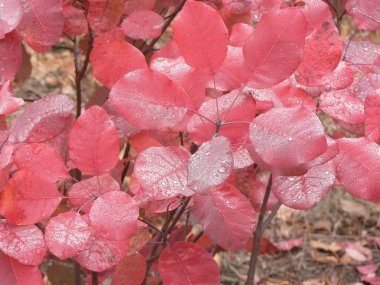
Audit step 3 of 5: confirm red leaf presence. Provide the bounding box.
[272,161,335,210]
[249,106,327,175]
[192,183,256,250]
[243,8,306,88]
[275,237,304,251]
[188,136,233,193]
[0,81,24,115]
[74,225,130,272]
[121,10,163,39]
[229,23,253,47]
[69,106,120,176]
[334,138,380,201]
[344,40,380,72]
[222,0,251,14]
[172,0,228,74]
[62,4,88,36]
[295,18,343,85]
[0,220,46,265]
[112,252,146,285]
[134,146,193,200]
[0,31,22,85]
[187,89,256,144]
[319,89,365,135]
[365,93,380,143]
[124,0,156,15]
[9,94,75,143]
[68,174,120,212]
[0,170,62,225]
[158,241,220,285]
[45,211,92,260]
[0,253,43,285]
[0,0,23,38]
[89,191,138,240]
[346,0,380,30]
[14,143,68,183]
[150,56,206,112]
[17,0,64,51]
[90,38,147,88]
[109,68,190,129]
[87,0,124,35]
[247,170,278,211]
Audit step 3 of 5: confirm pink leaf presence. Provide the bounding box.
[14,143,68,183]
[61,4,88,36]
[172,0,228,74]
[0,220,46,265]
[87,0,124,35]
[222,0,252,14]
[68,174,120,212]
[296,18,343,85]
[365,93,380,143]
[243,8,306,88]
[134,146,193,200]
[334,138,380,201]
[346,0,380,30]
[69,106,120,176]
[90,38,147,88]
[45,211,92,260]
[109,68,190,129]
[0,170,62,225]
[9,94,75,143]
[0,31,22,85]
[121,10,163,39]
[74,225,129,272]
[249,106,327,175]
[187,89,256,144]
[0,81,24,115]
[272,161,335,210]
[0,0,23,38]
[344,40,380,72]
[112,252,146,285]
[275,237,304,251]
[89,191,138,240]
[18,0,64,51]
[187,136,233,193]
[0,253,43,285]
[159,241,220,285]
[319,90,365,135]
[192,183,256,250]
[229,23,253,47]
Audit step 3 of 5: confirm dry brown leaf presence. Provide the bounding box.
[310,240,342,253]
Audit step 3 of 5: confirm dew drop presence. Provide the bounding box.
[218,166,226,173]
[161,181,166,187]
[288,137,293,142]
[204,151,210,156]
[288,177,295,181]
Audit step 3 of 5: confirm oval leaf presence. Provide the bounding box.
[109,68,189,129]
[14,143,68,183]
[0,0,23,38]
[0,220,46,265]
[134,146,193,200]
[0,31,22,85]
[272,161,335,210]
[121,10,163,39]
[187,136,233,193]
[45,211,92,260]
[9,94,75,144]
[69,106,120,176]
[334,138,380,201]
[112,252,146,285]
[89,191,138,240]
[68,174,120,212]
[0,253,43,285]
[243,8,306,88]
[249,106,327,175]
[18,0,64,51]
[0,170,62,225]
[87,0,124,34]
[191,183,256,250]
[172,0,228,74]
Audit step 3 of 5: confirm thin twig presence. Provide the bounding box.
[246,174,273,285]
[138,217,162,233]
